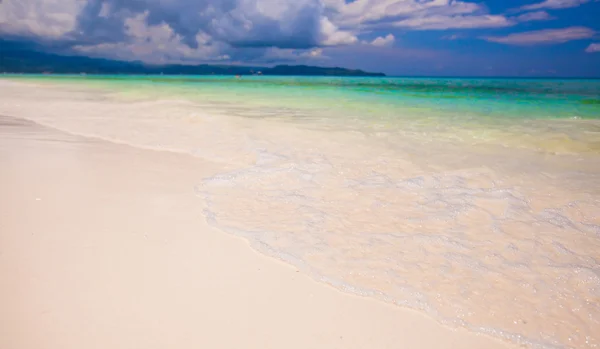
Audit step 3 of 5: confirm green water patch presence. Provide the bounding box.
[581,99,600,105]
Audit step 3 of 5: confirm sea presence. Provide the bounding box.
[1,75,599,349]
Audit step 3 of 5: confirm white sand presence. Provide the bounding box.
[0,115,515,349]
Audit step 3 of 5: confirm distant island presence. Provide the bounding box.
[0,40,385,77]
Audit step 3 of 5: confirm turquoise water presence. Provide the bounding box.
[11,74,600,153]
[2,75,600,349]
[10,74,600,118]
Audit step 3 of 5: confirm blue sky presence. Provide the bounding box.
[1,0,599,76]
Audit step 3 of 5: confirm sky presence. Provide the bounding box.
[1,0,599,76]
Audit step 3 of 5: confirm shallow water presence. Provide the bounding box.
[1,75,599,349]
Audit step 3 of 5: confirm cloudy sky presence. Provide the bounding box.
[1,0,599,76]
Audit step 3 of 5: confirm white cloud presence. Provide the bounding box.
[0,0,86,38]
[319,17,358,46]
[258,47,329,63]
[0,0,520,47]
[328,0,483,27]
[441,34,464,40]
[6,0,585,65]
[73,12,229,64]
[519,0,593,11]
[586,43,600,52]
[514,11,554,22]
[98,2,111,18]
[393,15,514,30]
[307,48,324,57]
[207,0,324,48]
[321,0,514,31]
[370,34,395,47]
[484,27,595,45]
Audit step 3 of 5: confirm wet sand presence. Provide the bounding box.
[0,115,515,349]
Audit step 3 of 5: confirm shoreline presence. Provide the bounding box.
[2,78,598,349]
[0,115,515,349]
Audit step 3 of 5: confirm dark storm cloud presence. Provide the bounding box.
[74,0,130,44]
[74,0,324,49]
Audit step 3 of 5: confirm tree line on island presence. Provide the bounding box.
[1,40,385,77]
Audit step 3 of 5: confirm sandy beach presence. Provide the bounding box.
[0,114,514,349]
